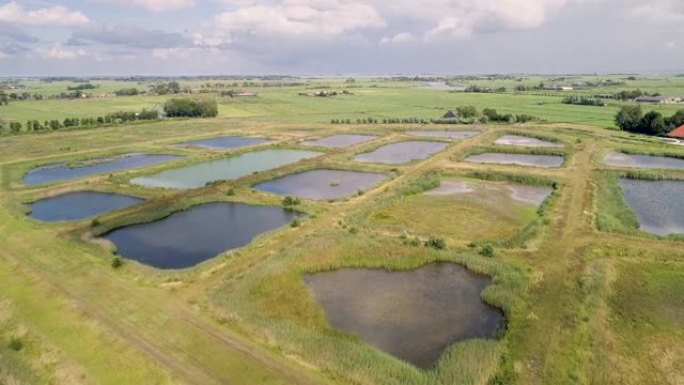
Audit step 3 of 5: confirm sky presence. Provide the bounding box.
[0,0,683,76]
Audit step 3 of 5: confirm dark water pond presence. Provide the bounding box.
[255,169,386,200]
[105,202,300,269]
[605,152,684,170]
[619,179,684,236]
[176,136,267,149]
[304,263,504,368]
[24,154,181,185]
[466,153,563,168]
[301,135,377,148]
[131,149,322,189]
[28,191,142,222]
[495,135,562,148]
[406,130,479,139]
[355,141,448,164]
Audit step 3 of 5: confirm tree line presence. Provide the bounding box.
[615,105,684,136]
[330,106,538,125]
[561,96,607,106]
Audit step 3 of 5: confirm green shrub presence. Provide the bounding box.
[111,256,124,269]
[424,236,447,250]
[290,218,301,228]
[480,243,495,257]
[8,337,23,352]
[282,196,301,207]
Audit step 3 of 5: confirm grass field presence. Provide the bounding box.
[0,76,683,385]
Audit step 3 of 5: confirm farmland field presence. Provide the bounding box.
[1,76,683,385]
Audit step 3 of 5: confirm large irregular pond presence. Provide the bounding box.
[255,169,386,200]
[355,141,448,164]
[24,154,181,186]
[427,180,553,207]
[105,202,301,269]
[176,136,268,150]
[406,130,479,139]
[304,263,504,368]
[619,178,684,236]
[301,135,377,148]
[604,152,684,170]
[131,149,322,189]
[495,135,562,148]
[28,191,142,222]
[466,153,563,168]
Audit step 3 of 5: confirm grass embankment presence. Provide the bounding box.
[209,230,528,385]
[351,171,557,249]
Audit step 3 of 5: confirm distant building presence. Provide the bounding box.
[635,96,665,104]
[668,124,684,139]
[442,110,457,119]
[235,91,257,97]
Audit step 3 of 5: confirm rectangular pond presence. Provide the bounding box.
[495,135,562,148]
[105,202,301,269]
[255,169,387,200]
[175,136,268,150]
[301,135,377,148]
[466,153,563,168]
[131,149,323,189]
[24,154,181,186]
[28,191,143,222]
[354,141,448,164]
[619,178,684,236]
[604,152,684,170]
[304,263,504,369]
[406,130,479,139]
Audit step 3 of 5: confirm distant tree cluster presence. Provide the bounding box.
[67,83,98,91]
[615,105,684,135]
[0,108,159,136]
[464,85,506,93]
[609,89,659,101]
[482,108,537,123]
[149,81,182,95]
[561,96,607,106]
[0,90,45,103]
[114,88,141,96]
[515,82,546,92]
[163,98,218,118]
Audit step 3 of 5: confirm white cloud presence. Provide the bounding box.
[98,0,195,12]
[215,0,386,37]
[38,44,87,60]
[380,32,415,44]
[631,1,684,23]
[417,0,568,40]
[0,2,90,27]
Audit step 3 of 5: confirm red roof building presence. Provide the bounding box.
[668,124,684,138]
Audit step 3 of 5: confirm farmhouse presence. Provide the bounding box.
[635,96,665,104]
[442,110,457,119]
[668,124,684,139]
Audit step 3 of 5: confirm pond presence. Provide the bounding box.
[619,178,684,236]
[176,136,268,150]
[28,191,143,222]
[406,130,479,139]
[24,154,181,186]
[301,134,377,148]
[304,263,504,368]
[105,202,301,269]
[466,153,563,168]
[255,169,386,200]
[131,149,322,189]
[355,141,448,164]
[495,135,562,148]
[604,152,684,170]
[426,181,553,207]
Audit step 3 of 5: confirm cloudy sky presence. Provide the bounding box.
[0,0,683,76]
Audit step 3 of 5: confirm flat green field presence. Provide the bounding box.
[0,76,683,385]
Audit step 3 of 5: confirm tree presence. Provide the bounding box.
[282,196,301,207]
[164,98,218,118]
[9,122,21,133]
[456,105,478,118]
[667,109,684,128]
[639,111,667,136]
[615,105,643,132]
